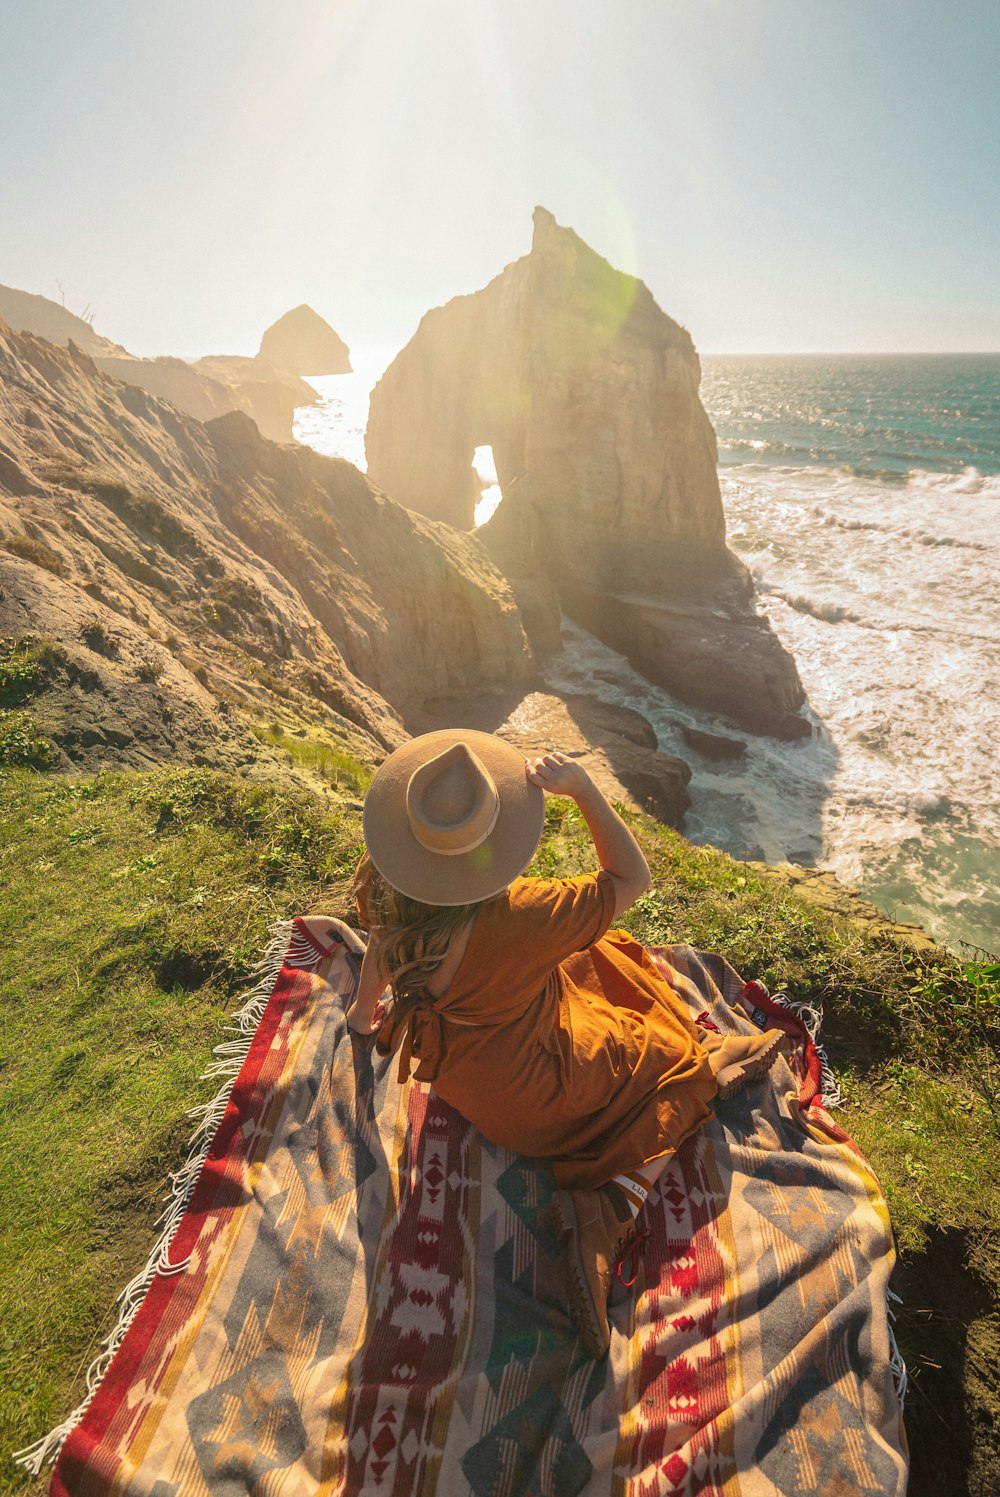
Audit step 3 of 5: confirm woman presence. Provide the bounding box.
[347,730,782,1356]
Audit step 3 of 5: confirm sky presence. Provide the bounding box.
[1,0,998,358]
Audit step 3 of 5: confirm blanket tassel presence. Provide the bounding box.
[769,991,844,1109]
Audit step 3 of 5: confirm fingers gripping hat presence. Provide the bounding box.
[363,730,545,905]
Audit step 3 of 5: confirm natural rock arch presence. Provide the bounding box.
[366,209,808,739]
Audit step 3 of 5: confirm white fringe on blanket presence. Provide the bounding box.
[13,919,322,1477]
[769,990,844,1109]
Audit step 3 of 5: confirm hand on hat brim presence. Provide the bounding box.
[525,753,593,801]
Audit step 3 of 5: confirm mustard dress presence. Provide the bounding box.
[360,870,718,1190]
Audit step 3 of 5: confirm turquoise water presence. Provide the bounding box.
[703,354,1000,480]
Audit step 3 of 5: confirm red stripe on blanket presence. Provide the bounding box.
[51,959,313,1497]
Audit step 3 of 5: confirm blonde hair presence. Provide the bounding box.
[353,853,497,1001]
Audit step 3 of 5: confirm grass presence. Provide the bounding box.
[0,773,997,1494]
[1,538,66,578]
[0,640,65,770]
[250,719,373,798]
[0,767,363,1494]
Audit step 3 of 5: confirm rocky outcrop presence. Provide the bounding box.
[366,208,807,739]
[193,356,319,443]
[681,724,747,761]
[258,305,351,375]
[92,354,318,444]
[92,355,243,423]
[413,687,691,828]
[0,320,534,771]
[0,284,123,358]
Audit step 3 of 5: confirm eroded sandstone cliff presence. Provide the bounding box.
[366,209,807,739]
[0,320,533,773]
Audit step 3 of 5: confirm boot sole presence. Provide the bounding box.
[714,1028,784,1099]
[549,1191,611,1359]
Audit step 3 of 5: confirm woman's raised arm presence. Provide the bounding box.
[526,754,651,920]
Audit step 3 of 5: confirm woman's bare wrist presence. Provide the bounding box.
[572,777,604,809]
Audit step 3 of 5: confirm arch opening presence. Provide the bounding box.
[472,445,504,528]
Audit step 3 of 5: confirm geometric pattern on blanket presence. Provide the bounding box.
[46,916,908,1497]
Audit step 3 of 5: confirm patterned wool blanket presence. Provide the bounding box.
[26,917,908,1496]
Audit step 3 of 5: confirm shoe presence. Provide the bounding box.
[700,1027,784,1099]
[549,1186,639,1358]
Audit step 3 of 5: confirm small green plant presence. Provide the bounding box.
[0,710,56,768]
[136,659,163,683]
[0,638,67,717]
[81,618,116,656]
[0,637,54,707]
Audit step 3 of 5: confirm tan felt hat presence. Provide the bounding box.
[363,730,545,906]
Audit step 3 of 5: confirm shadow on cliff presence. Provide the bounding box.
[894,1226,1000,1497]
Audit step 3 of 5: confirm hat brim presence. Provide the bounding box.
[363,730,545,906]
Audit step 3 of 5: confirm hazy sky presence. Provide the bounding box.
[2,0,998,357]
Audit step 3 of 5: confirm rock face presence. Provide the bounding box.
[413,687,691,829]
[0,319,534,771]
[258,305,352,375]
[366,208,807,739]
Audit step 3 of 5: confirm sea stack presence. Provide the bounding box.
[366,208,808,739]
[257,305,352,375]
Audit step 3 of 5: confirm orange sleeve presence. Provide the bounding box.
[480,872,617,992]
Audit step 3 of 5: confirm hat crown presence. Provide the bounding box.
[405,742,500,856]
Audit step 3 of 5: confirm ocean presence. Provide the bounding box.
[295,353,1000,954]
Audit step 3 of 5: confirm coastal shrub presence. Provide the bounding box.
[80,479,205,562]
[0,636,65,707]
[80,618,116,656]
[36,456,89,487]
[2,534,66,576]
[135,659,163,683]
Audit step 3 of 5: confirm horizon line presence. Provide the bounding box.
[699,348,1000,358]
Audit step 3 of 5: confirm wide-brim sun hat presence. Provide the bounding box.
[363,729,545,906]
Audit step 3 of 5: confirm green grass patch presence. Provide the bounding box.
[250,720,373,798]
[1,778,997,1491]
